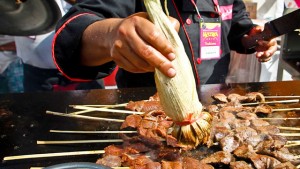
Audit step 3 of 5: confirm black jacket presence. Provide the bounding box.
[52,0,255,88]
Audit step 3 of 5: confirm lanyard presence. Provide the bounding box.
[190,0,222,16]
[190,0,201,19]
[212,0,222,15]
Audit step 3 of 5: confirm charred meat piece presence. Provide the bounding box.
[155,147,181,161]
[122,135,163,151]
[274,162,297,169]
[213,126,234,142]
[227,93,248,103]
[205,105,220,115]
[122,154,157,168]
[166,135,181,148]
[121,114,142,129]
[126,100,163,113]
[233,144,256,159]
[245,92,265,103]
[200,151,234,165]
[96,155,122,167]
[161,160,182,169]
[220,135,240,153]
[218,108,237,122]
[212,93,228,103]
[123,142,153,154]
[103,145,124,156]
[230,161,254,169]
[255,137,286,153]
[255,125,280,135]
[254,104,273,114]
[182,157,214,169]
[235,127,258,142]
[249,154,281,169]
[246,133,270,147]
[145,162,162,169]
[236,111,258,120]
[250,119,270,127]
[229,119,251,129]
[271,149,298,164]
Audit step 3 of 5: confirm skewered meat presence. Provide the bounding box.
[161,160,182,169]
[274,162,297,169]
[250,119,270,127]
[245,92,265,102]
[249,154,281,169]
[254,125,280,135]
[96,92,298,168]
[220,135,240,152]
[212,92,266,103]
[126,100,163,113]
[230,161,254,169]
[96,155,122,167]
[205,105,220,116]
[254,104,273,114]
[233,144,256,159]
[227,93,248,103]
[212,93,228,103]
[182,157,214,169]
[236,111,258,120]
[200,151,234,165]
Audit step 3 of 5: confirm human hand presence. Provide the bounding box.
[109,12,180,77]
[244,26,278,62]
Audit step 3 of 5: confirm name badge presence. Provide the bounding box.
[199,21,221,60]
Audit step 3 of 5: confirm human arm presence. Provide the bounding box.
[242,25,278,62]
[80,12,177,77]
[228,0,277,62]
[52,0,178,82]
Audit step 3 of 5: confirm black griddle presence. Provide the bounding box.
[1,81,300,168]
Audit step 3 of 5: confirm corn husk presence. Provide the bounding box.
[144,0,212,148]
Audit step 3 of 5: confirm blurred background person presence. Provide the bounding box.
[14,0,104,92]
[0,35,23,93]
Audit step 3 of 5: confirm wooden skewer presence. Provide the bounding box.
[46,111,124,123]
[284,143,300,148]
[241,99,299,106]
[67,103,129,115]
[287,140,300,144]
[265,96,300,99]
[260,117,300,120]
[278,126,300,131]
[69,105,144,115]
[70,103,128,108]
[30,167,130,169]
[37,138,166,145]
[278,133,300,137]
[3,150,105,161]
[68,109,94,115]
[273,108,300,112]
[50,130,137,134]
[37,139,123,145]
